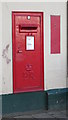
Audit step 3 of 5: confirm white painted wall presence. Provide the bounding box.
[0,2,2,118]
[0,2,2,95]
[1,1,67,94]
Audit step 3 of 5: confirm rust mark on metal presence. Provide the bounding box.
[2,44,11,64]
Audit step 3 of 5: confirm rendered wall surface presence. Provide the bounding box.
[1,2,67,95]
[0,2,2,118]
[0,2,2,95]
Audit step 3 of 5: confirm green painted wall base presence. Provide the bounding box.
[1,88,68,115]
[0,95,2,115]
[2,91,48,115]
[47,88,68,110]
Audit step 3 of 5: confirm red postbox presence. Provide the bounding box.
[12,12,44,93]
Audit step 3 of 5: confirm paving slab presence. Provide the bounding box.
[32,112,54,118]
[47,110,67,118]
[14,115,33,118]
[0,116,2,120]
[2,110,68,119]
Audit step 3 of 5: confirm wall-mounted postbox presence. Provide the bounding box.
[12,12,44,93]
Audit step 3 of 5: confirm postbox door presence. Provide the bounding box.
[12,12,44,93]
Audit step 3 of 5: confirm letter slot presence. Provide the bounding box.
[19,24,38,33]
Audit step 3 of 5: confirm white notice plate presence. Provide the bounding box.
[26,36,34,50]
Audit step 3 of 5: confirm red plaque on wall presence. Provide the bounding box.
[51,15,60,54]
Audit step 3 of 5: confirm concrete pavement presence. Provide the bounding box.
[2,109,68,119]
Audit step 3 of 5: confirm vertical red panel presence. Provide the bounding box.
[51,16,60,54]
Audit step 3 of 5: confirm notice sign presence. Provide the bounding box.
[26,36,34,50]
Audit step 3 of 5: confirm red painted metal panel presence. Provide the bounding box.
[12,12,44,93]
[51,16,60,54]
